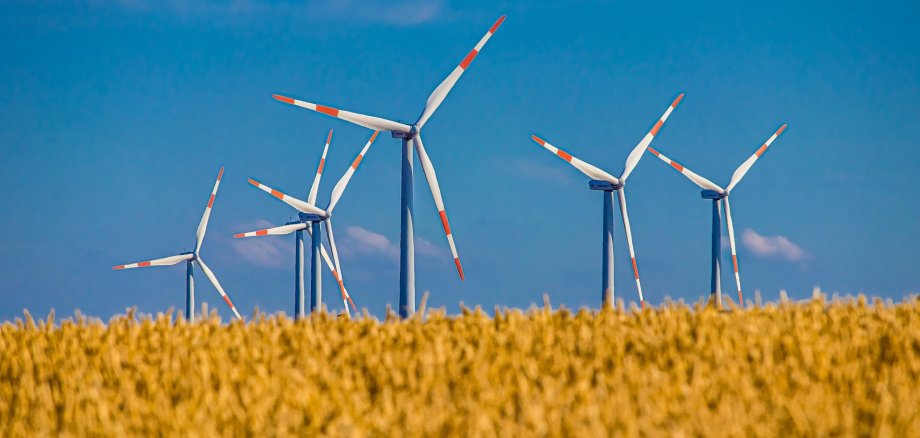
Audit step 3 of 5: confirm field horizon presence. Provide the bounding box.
[3,294,919,436]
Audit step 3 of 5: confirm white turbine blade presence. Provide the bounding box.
[196,258,243,321]
[272,94,411,133]
[308,129,333,204]
[195,167,224,254]
[306,224,357,313]
[327,131,379,212]
[413,135,465,280]
[233,223,307,238]
[112,253,193,270]
[621,94,684,181]
[726,124,787,192]
[323,218,356,314]
[415,15,506,128]
[616,188,645,308]
[723,196,743,307]
[247,178,327,217]
[646,146,724,193]
[531,135,620,184]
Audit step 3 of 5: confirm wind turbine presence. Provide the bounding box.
[530,94,684,309]
[234,129,358,319]
[646,124,787,308]
[271,15,506,318]
[243,130,380,317]
[112,167,243,322]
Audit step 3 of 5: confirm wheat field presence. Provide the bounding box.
[1,296,919,436]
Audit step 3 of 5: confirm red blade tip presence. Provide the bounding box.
[455,258,465,281]
[369,130,380,142]
[326,129,334,144]
[490,15,506,33]
[777,124,788,135]
[246,178,258,187]
[233,233,244,238]
[272,94,295,104]
[672,93,685,107]
[217,167,224,181]
[531,135,545,146]
[112,265,124,270]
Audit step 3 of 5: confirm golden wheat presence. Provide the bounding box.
[1,296,919,437]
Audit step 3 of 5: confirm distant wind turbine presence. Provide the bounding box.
[112,167,242,322]
[647,124,787,308]
[531,94,684,308]
[234,129,357,319]
[271,15,506,318]
[242,131,379,317]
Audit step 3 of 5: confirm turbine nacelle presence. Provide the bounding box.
[589,180,624,192]
[700,189,727,200]
[298,212,327,222]
[392,128,419,140]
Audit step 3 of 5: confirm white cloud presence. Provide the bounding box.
[228,219,290,268]
[86,0,444,25]
[512,158,578,184]
[741,228,805,262]
[342,226,447,260]
[343,225,399,259]
[415,236,448,259]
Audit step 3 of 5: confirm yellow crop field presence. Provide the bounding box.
[2,297,919,436]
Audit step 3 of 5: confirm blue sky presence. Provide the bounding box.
[1,0,918,321]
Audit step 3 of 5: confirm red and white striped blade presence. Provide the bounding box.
[723,196,743,308]
[196,257,243,321]
[323,218,355,312]
[272,94,410,134]
[308,129,333,205]
[112,253,193,270]
[233,223,307,238]
[616,188,645,307]
[414,135,464,280]
[415,15,505,128]
[247,178,327,217]
[327,131,379,212]
[646,146,724,193]
[306,224,357,314]
[531,135,620,184]
[621,94,684,181]
[195,167,224,254]
[726,124,787,192]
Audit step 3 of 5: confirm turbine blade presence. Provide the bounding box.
[323,218,355,313]
[415,15,506,128]
[272,94,411,133]
[621,93,684,181]
[233,223,307,238]
[112,253,193,270]
[726,124,787,192]
[646,146,724,193]
[308,129,333,205]
[723,196,743,308]
[196,258,243,321]
[530,135,620,184]
[306,224,357,314]
[616,188,645,308]
[195,167,224,254]
[327,131,379,212]
[414,135,464,280]
[247,178,327,217]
